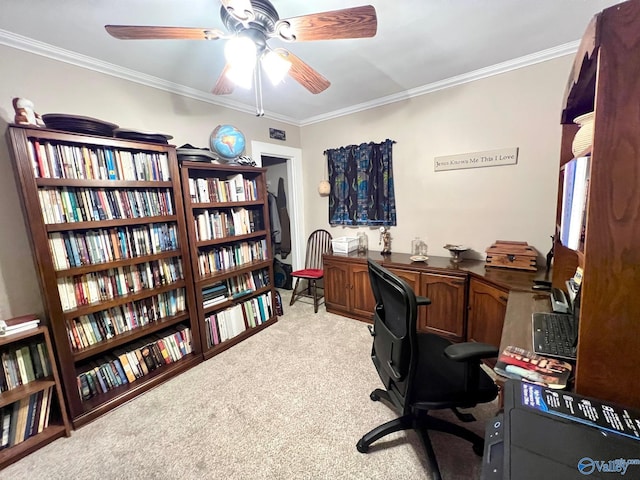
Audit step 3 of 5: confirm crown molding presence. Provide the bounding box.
[299,41,580,126]
[1,28,579,128]
[0,29,299,126]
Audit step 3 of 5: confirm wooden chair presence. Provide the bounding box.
[289,229,333,313]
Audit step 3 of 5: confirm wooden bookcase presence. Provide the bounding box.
[552,0,640,409]
[0,321,71,469]
[7,125,201,427]
[179,161,277,360]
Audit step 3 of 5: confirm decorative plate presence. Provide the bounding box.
[42,113,119,136]
[114,128,173,144]
[410,255,429,262]
[210,124,246,161]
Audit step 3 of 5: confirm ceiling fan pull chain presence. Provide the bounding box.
[255,61,265,117]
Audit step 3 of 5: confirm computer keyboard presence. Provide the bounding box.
[532,312,577,360]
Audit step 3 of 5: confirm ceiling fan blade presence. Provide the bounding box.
[212,64,236,95]
[274,5,377,42]
[275,49,330,94]
[220,0,255,24]
[105,25,225,40]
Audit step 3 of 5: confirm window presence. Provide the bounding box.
[326,139,396,226]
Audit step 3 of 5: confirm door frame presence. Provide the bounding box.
[251,141,305,271]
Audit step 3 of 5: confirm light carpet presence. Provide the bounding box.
[1,296,495,480]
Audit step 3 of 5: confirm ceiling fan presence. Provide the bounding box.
[105,0,377,112]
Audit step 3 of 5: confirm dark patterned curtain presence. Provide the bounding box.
[325,139,396,226]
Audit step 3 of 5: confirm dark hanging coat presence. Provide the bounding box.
[277,177,291,259]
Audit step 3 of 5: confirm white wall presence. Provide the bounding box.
[0,43,574,319]
[300,56,572,261]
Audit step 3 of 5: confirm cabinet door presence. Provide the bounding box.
[324,260,350,312]
[350,263,376,321]
[467,278,508,347]
[419,273,467,340]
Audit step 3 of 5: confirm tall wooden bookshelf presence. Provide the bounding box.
[0,320,71,469]
[179,161,277,359]
[7,125,201,427]
[552,0,640,410]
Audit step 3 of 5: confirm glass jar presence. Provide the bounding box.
[411,237,422,256]
[419,241,428,257]
[357,232,369,254]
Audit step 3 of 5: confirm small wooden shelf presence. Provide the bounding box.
[0,323,70,469]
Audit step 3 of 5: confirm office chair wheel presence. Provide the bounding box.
[356,439,369,453]
[472,442,484,456]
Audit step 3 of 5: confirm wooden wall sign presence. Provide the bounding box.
[434,147,518,172]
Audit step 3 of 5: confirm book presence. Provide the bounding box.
[494,346,572,389]
[0,316,40,336]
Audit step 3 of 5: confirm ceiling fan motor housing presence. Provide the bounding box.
[221,0,279,36]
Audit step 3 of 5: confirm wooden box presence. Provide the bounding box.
[485,240,537,271]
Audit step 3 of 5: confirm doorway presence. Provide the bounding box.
[250,141,305,271]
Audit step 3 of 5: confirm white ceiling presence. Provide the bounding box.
[0,0,624,125]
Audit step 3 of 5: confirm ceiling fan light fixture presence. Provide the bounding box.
[224,36,257,67]
[262,50,291,85]
[225,64,254,89]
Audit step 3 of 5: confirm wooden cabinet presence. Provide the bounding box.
[324,255,375,322]
[0,321,70,469]
[7,125,201,427]
[419,272,467,341]
[325,255,467,340]
[467,277,508,348]
[179,162,277,360]
[551,0,640,409]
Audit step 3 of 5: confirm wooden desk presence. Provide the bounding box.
[500,291,552,351]
[494,291,554,406]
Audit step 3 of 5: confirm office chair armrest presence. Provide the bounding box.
[416,296,431,306]
[444,342,499,362]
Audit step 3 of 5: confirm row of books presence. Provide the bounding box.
[559,156,590,251]
[76,325,193,401]
[227,269,270,297]
[28,139,171,182]
[1,340,51,392]
[65,289,186,351]
[38,187,174,225]
[194,207,263,241]
[56,257,184,311]
[48,224,179,270]
[1,387,53,450]
[188,174,259,204]
[204,292,273,347]
[197,239,268,276]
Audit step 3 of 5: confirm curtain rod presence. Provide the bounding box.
[323,139,396,155]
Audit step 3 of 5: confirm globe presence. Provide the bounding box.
[210,124,246,161]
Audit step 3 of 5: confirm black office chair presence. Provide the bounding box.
[357,259,499,479]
